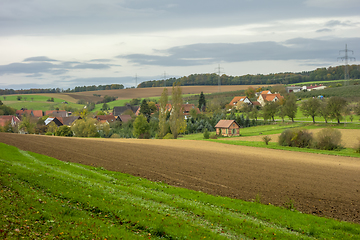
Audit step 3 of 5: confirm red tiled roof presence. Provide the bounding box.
[229,96,247,106]
[95,115,116,123]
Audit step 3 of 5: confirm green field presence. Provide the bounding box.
[1,143,359,239]
[2,95,84,111]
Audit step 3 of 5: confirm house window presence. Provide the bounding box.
[226,129,228,134]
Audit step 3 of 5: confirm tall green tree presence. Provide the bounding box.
[170,82,186,139]
[318,101,330,123]
[198,91,206,111]
[158,88,169,138]
[283,94,298,122]
[327,96,347,124]
[140,99,151,122]
[133,114,150,138]
[300,98,321,123]
[262,101,278,121]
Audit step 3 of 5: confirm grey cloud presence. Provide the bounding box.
[71,63,111,70]
[23,56,58,62]
[0,57,117,75]
[0,0,356,36]
[325,20,351,27]
[119,37,360,66]
[316,28,332,33]
[0,62,56,75]
[26,73,43,78]
[89,59,112,62]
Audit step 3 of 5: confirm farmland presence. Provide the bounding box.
[1,132,359,226]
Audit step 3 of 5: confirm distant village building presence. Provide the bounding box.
[257,93,283,107]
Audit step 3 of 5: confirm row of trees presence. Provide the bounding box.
[138,65,360,88]
[0,84,124,96]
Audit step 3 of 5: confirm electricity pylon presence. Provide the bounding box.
[214,64,224,92]
[338,44,356,85]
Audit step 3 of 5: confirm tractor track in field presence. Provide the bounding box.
[0,132,359,223]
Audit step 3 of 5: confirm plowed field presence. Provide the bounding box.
[1,132,359,223]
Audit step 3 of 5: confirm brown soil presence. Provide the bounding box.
[1,133,359,223]
[235,128,360,148]
[36,85,275,103]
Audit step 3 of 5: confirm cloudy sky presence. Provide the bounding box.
[0,0,359,90]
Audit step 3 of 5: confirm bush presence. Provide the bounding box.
[45,132,53,136]
[278,129,295,147]
[163,133,174,139]
[292,129,313,148]
[138,133,150,139]
[315,128,342,150]
[203,128,210,139]
[262,135,272,145]
[278,129,313,148]
[110,133,120,138]
[354,138,360,153]
[55,125,73,137]
[210,134,218,139]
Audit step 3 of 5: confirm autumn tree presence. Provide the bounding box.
[170,82,186,139]
[300,98,321,123]
[18,115,35,134]
[71,118,99,137]
[158,88,169,138]
[245,86,256,98]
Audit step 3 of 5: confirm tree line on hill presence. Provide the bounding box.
[0,84,124,96]
[138,65,360,88]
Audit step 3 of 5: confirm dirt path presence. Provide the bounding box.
[1,133,359,223]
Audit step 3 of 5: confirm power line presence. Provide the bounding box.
[338,44,356,85]
[214,64,224,92]
[134,73,138,88]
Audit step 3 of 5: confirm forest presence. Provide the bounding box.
[138,64,360,88]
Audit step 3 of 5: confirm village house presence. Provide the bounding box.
[182,104,201,119]
[257,93,283,107]
[16,109,43,118]
[113,104,139,116]
[0,115,20,128]
[44,110,68,118]
[215,120,240,137]
[228,96,252,110]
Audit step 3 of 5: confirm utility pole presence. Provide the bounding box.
[338,44,356,85]
[163,71,167,87]
[214,64,224,92]
[135,74,138,88]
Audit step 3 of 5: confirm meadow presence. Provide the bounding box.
[1,142,360,239]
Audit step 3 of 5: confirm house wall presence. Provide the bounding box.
[216,124,240,137]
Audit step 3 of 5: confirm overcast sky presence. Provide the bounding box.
[0,0,359,90]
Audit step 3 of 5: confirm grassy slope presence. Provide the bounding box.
[1,143,359,239]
